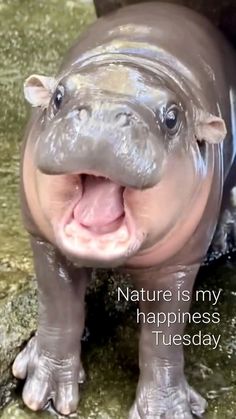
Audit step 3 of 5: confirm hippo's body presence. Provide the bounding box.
[13,3,236,418]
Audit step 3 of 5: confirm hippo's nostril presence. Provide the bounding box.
[115,112,131,127]
[78,108,90,122]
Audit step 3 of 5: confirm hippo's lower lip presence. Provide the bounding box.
[59,210,137,263]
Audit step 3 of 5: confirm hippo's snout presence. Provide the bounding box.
[64,97,148,131]
[75,106,132,129]
[35,94,165,190]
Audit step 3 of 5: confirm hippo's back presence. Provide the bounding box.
[59,2,236,170]
[60,2,235,96]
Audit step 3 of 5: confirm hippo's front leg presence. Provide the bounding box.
[129,265,207,419]
[12,236,88,415]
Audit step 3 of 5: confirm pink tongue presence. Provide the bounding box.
[74,176,124,227]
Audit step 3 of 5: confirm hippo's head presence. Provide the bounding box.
[24,63,226,267]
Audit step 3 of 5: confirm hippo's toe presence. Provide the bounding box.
[187,383,207,417]
[129,378,207,419]
[12,336,84,415]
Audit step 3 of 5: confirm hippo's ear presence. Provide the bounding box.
[24,75,56,108]
[195,111,227,144]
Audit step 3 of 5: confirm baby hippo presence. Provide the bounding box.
[13,2,236,418]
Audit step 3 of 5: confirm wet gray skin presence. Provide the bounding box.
[2,1,236,419]
[27,25,229,189]
[34,64,195,189]
[35,69,165,189]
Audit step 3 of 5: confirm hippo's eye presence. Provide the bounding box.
[52,86,64,113]
[164,106,180,135]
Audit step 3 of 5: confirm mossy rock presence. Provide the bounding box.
[0,281,37,407]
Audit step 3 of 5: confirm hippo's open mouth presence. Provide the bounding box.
[72,174,125,234]
[58,174,139,263]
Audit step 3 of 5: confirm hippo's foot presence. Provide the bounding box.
[12,336,84,415]
[129,378,207,419]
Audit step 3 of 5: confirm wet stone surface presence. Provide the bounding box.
[1,0,236,418]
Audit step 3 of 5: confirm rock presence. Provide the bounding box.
[94,0,122,17]
[0,280,37,407]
